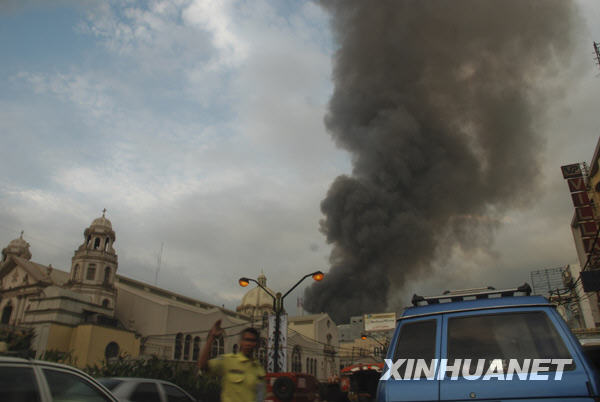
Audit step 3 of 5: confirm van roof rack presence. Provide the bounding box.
[411,283,532,307]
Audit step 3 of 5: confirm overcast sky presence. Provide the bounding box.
[1,0,600,319]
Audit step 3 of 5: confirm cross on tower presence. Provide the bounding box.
[102,208,107,217]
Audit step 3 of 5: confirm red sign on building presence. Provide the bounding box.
[580,221,599,238]
[568,178,586,193]
[576,206,595,222]
[561,163,583,179]
[583,238,600,253]
[572,192,591,207]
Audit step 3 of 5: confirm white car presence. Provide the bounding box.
[0,356,118,402]
[98,377,197,402]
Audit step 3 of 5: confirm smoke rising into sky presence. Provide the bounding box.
[304,0,582,323]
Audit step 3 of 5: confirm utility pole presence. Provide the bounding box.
[273,292,283,372]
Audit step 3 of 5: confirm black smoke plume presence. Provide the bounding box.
[305,0,581,323]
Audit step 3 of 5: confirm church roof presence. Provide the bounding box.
[115,274,250,321]
[6,256,69,285]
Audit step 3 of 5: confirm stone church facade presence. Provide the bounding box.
[0,214,139,367]
[0,213,250,368]
[0,214,339,380]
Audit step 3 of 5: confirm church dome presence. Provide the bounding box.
[2,232,32,261]
[83,210,115,240]
[237,273,276,319]
[91,212,112,229]
[78,210,116,254]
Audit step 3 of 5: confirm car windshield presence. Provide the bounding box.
[97,378,124,391]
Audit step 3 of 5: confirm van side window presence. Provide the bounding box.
[448,311,574,373]
[393,319,437,362]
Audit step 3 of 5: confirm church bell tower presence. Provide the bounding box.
[67,210,118,311]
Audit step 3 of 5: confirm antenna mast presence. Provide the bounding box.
[155,242,164,286]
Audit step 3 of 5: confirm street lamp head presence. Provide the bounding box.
[312,271,324,281]
[361,334,367,340]
[239,277,250,287]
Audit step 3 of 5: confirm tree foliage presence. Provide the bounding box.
[0,326,35,357]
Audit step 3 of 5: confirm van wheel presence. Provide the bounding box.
[273,376,296,401]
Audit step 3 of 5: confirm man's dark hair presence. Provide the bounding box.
[241,327,259,340]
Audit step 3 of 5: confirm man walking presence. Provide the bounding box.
[198,320,266,402]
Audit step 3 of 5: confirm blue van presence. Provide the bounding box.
[377,284,600,401]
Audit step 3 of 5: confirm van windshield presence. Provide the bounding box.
[447,311,574,372]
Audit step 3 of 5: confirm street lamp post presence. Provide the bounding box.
[239,270,324,372]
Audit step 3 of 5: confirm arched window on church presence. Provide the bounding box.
[262,311,268,328]
[87,235,92,247]
[192,336,201,361]
[210,334,224,358]
[103,267,111,285]
[93,237,101,250]
[1,303,13,325]
[183,335,191,360]
[306,357,310,374]
[292,346,302,373]
[104,237,110,251]
[102,299,110,308]
[174,333,183,360]
[86,264,96,281]
[105,342,119,360]
[233,344,238,354]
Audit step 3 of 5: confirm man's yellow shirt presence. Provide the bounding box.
[208,353,266,402]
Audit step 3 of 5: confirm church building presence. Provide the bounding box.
[0,213,339,380]
[0,214,139,367]
[0,213,249,368]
